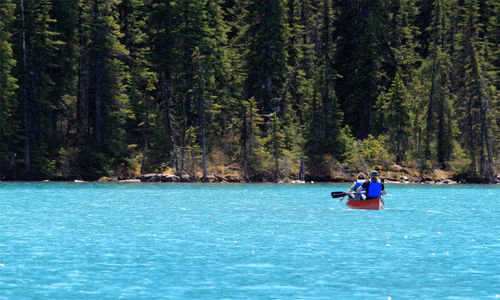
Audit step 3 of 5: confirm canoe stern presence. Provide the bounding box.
[346,198,385,210]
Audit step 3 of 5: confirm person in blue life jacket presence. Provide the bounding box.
[340,173,367,201]
[356,170,387,200]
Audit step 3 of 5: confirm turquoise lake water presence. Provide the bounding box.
[0,182,499,299]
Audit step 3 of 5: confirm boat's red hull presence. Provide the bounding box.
[346,198,384,210]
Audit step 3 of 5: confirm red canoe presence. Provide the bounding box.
[346,198,385,210]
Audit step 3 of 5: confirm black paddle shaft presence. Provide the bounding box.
[331,191,351,198]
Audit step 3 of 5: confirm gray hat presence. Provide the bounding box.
[371,170,378,177]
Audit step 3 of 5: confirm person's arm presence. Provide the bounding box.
[357,181,370,193]
[341,182,357,201]
[381,183,387,196]
[356,181,368,193]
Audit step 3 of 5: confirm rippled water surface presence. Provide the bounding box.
[1,182,499,299]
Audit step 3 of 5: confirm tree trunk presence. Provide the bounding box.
[412,95,421,155]
[242,112,250,183]
[180,100,186,176]
[20,0,30,173]
[76,4,88,139]
[94,0,102,146]
[479,118,484,176]
[323,0,330,139]
[263,0,273,115]
[160,71,178,175]
[468,30,496,182]
[299,157,305,181]
[466,94,476,172]
[196,53,207,181]
[424,49,438,166]
[468,34,495,183]
[396,102,402,164]
[465,18,478,173]
[141,92,149,174]
[273,114,279,183]
[481,104,495,182]
[437,73,446,169]
[201,127,207,180]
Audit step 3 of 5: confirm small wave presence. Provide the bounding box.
[240,284,306,291]
[235,263,274,268]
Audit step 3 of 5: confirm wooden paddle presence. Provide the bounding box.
[331,191,354,198]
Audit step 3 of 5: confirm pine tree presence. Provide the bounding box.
[0,0,18,178]
[149,0,231,178]
[241,97,267,181]
[13,0,65,178]
[195,0,230,180]
[452,0,497,182]
[118,0,158,173]
[334,0,362,135]
[149,0,182,174]
[242,0,286,115]
[422,0,454,170]
[76,0,131,179]
[384,0,419,86]
[375,72,411,164]
[240,0,287,180]
[49,0,79,178]
[414,0,434,58]
[334,0,388,139]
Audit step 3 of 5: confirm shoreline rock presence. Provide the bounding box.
[98,176,118,183]
[137,173,180,183]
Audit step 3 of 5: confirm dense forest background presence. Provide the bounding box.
[0,0,498,182]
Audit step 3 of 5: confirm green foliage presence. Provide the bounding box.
[0,0,497,182]
[375,72,412,163]
[334,0,388,139]
[0,0,18,168]
[184,125,202,177]
[343,134,391,171]
[241,97,268,177]
[359,135,392,169]
[77,146,110,180]
[242,0,287,114]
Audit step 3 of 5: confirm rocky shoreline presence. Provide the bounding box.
[10,177,497,184]
[83,177,489,184]
[92,164,498,184]
[3,165,498,184]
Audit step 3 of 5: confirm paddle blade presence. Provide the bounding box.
[331,191,348,198]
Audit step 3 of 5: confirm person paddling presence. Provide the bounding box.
[357,170,386,200]
[340,173,367,202]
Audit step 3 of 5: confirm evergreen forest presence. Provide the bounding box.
[0,0,498,183]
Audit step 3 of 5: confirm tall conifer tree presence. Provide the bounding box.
[0,0,18,178]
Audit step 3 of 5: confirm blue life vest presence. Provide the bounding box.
[355,181,366,194]
[367,182,382,198]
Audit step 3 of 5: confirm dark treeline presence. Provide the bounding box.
[0,0,498,182]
